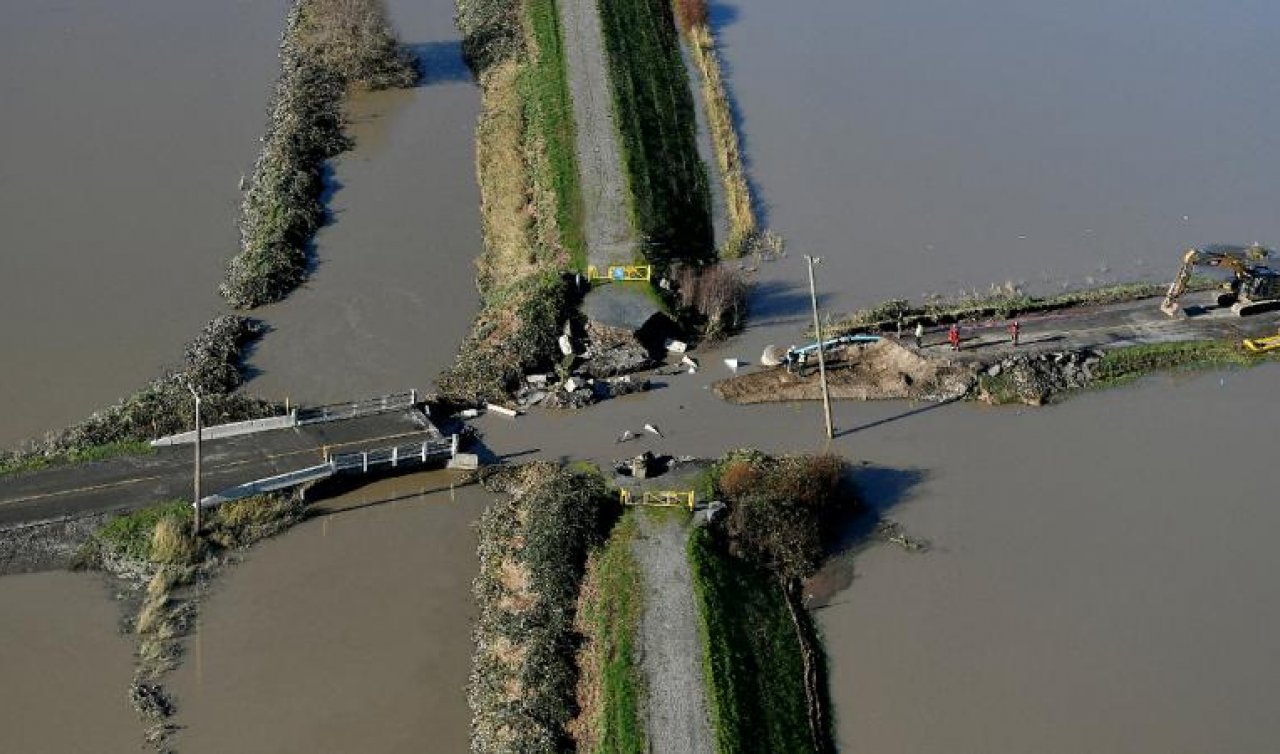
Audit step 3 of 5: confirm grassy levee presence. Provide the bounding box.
[1091,340,1280,389]
[690,527,813,754]
[573,510,645,753]
[597,0,713,264]
[469,464,618,753]
[445,0,585,402]
[222,0,419,309]
[832,279,1223,335]
[674,0,757,257]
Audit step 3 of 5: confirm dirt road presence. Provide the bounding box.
[559,0,635,266]
[633,512,714,754]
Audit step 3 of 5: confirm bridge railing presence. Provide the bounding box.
[327,437,456,474]
[295,390,419,426]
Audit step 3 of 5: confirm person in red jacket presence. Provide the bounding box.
[948,323,960,351]
[1008,319,1021,346]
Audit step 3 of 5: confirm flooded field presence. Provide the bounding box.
[819,366,1280,753]
[245,0,481,404]
[0,0,284,448]
[715,0,1280,314]
[0,571,137,752]
[166,472,485,753]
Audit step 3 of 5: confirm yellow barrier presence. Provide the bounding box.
[620,489,695,511]
[587,264,652,282]
[1243,334,1280,353]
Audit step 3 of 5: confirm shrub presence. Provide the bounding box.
[672,263,749,341]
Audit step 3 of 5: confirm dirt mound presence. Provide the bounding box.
[713,339,976,404]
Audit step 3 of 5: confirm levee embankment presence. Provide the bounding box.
[222,0,420,309]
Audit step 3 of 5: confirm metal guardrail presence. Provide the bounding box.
[295,390,418,426]
[327,437,456,474]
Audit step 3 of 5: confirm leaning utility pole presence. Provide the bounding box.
[803,254,834,439]
[188,385,202,535]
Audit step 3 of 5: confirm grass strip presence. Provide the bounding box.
[575,510,645,753]
[1091,339,1279,389]
[597,0,713,263]
[675,1,756,258]
[0,440,154,479]
[689,527,814,754]
[524,0,587,268]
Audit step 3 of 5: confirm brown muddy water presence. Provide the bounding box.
[714,0,1280,316]
[166,471,485,753]
[0,0,285,449]
[245,0,481,405]
[0,571,137,752]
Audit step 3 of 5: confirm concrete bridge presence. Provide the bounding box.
[0,392,463,528]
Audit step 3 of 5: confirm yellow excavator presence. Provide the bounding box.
[1160,244,1280,316]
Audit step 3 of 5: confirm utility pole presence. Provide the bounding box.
[804,254,834,439]
[188,385,202,536]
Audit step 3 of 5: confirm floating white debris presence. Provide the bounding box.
[761,345,783,367]
[723,358,741,371]
[485,403,519,418]
[617,430,636,443]
[644,423,663,438]
[681,355,698,368]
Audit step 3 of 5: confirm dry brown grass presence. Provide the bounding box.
[687,23,756,257]
[475,61,538,294]
[149,516,196,566]
[496,557,537,613]
[674,0,708,32]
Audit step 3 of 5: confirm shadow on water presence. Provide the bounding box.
[704,1,771,228]
[806,463,929,607]
[748,278,832,327]
[835,398,958,438]
[407,40,472,86]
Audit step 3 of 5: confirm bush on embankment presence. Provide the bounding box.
[2,316,279,473]
[443,0,584,403]
[222,0,419,309]
[470,464,618,753]
[690,451,853,753]
[597,0,713,263]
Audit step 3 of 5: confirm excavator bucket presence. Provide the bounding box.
[1243,333,1280,353]
[1160,300,1185,317]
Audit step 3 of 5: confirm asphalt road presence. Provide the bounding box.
[0,412,437,527]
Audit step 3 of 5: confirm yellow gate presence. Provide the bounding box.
[620,489,695,510]
[587,264,652,282]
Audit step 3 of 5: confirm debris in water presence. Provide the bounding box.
[617,430,636,443]
[644,423,663,438]
[724,358,742,371]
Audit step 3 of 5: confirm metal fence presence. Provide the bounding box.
[295,390,419,426]
[619,489,696,510]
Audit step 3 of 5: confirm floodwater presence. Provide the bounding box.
[245,0,481,405]
[0,0,285,449]
[713,0,1280,315]
[0,571,138,752]
[819,366,1280,753]
[167,471,486,753]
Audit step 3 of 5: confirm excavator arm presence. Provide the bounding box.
[1159,245,1270,316]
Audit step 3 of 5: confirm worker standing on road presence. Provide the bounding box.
[1008,319,1021,346]
[914,322,925,348]
[948,323,960,351]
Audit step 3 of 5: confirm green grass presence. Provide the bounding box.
[1090,339,1279,389]
[579,511,645,753]
[94,500,192,563]
[689,528,814,754]
[596,0,713,263]
[524,0,586,269]
[0,440,154,478]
